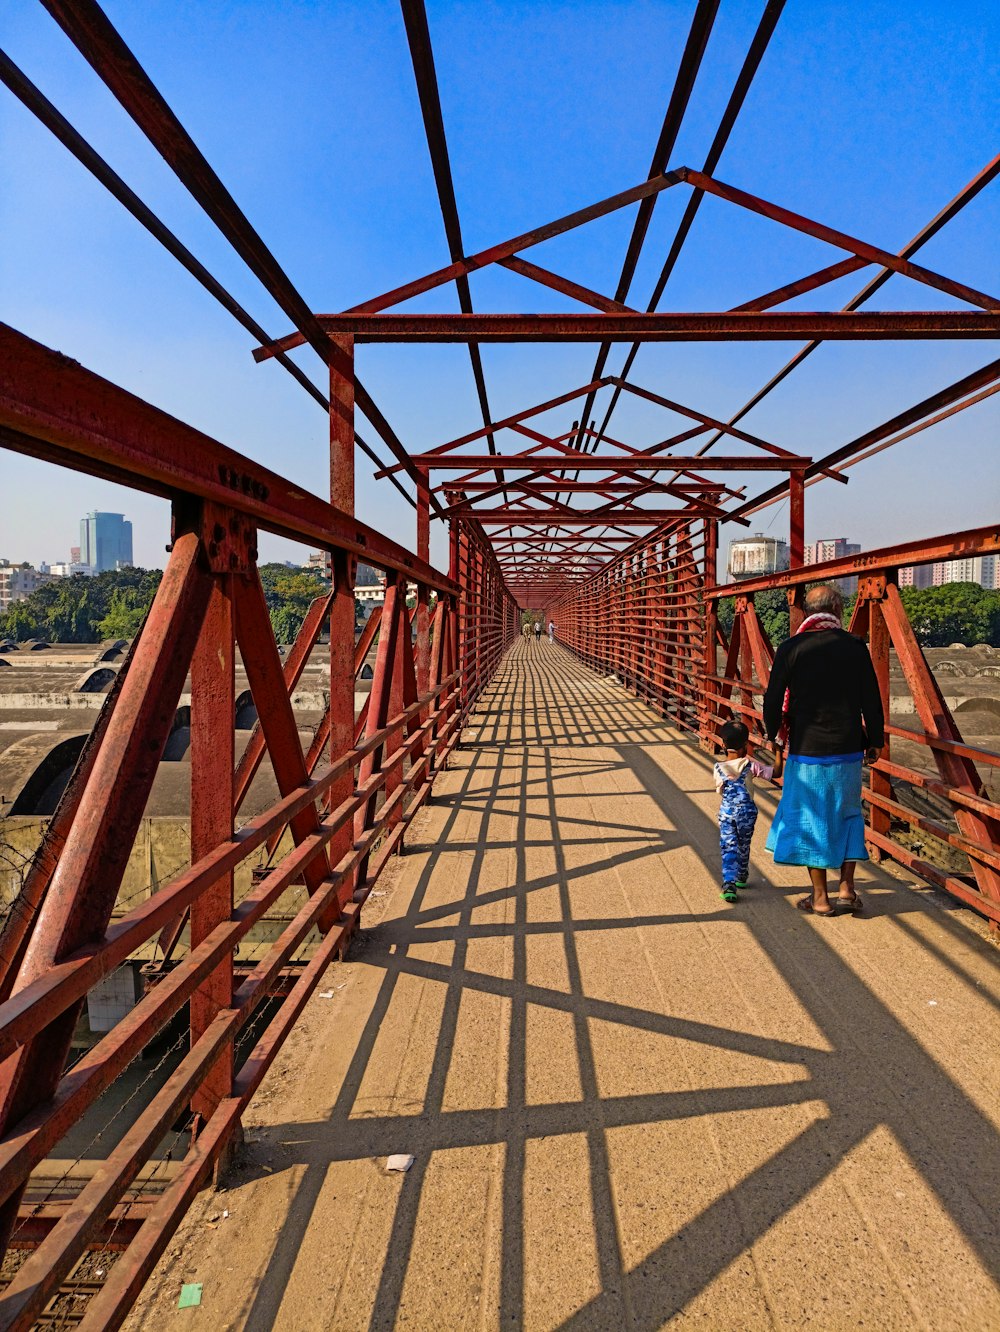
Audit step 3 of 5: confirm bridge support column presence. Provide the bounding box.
[788,472,806,632]
[189,512,238,1126]
[330,336,357,905]
[701,519,719,751]
[416,471,431,700]
[859,575,893,861]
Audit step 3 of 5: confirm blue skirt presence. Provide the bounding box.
[766,753,869,870]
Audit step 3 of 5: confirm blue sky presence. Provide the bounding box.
[2,0,998,575]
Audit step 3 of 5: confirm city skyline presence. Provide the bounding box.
[726,532,999,594]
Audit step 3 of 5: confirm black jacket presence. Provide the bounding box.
[762,629,884,757]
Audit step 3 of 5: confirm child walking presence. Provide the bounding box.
[714,720,783,903]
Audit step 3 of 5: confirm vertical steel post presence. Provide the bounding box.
[329,335,356,903]
[702,519,719,749]
[865,576,893,859]
[354,573,402,878]
[789,472,805,569]
[416,471,431,700]
[789,472,806,632]
[458,524,470,714]
[330,334,355,514]
[189,568,235,1123]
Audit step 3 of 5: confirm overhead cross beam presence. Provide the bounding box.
[412,455,812,470]
[309,312,1000,341]
[253,170,689,361]
[447,510,731,525]
[632,150,1000,474]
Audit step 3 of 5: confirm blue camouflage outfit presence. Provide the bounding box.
[714,757,773,897]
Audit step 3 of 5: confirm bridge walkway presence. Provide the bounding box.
[126,639,1000,1331]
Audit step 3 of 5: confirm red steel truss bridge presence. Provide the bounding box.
[0,0,998,1327]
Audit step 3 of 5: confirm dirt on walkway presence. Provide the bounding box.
[125,641,1000,1331]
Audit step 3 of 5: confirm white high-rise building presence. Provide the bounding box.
[935,555,998,589]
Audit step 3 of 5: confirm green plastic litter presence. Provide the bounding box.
[178,1283,203,1309]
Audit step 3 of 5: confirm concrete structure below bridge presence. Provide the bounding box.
[124,640,1000,1331]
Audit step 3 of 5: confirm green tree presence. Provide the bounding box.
[96,586,155,639]
[900,582,1000,647]
[1,601,41,642]
[258,565,327,643]
[754,588,790,646]
[716,589,788,646]
[717,582,1000,652]
[0,568,163,643]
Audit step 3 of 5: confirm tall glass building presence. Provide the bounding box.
[79,511,133,573]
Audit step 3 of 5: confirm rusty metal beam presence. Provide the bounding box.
[685,167,1000,312]
[705,522,1000,597]
[0,50,417,512]
[665,150,1000,464]
[312,311,1000,341]
[732,255,870,311]
[448,510,724,525]
[609,379,809,460]
[0,324,453,591]
[377,379,610,471]
[254,174,687,359]
[0,527,213,1253]
[730,355,1000,520]
[412,454,810,470]
[496,256,635,312]
[456,479,730,493]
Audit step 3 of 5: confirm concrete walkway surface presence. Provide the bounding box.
[127,639,1000,1331]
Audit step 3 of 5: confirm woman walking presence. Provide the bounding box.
[762,584,884,916]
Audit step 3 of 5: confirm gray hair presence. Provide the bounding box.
[804,583,844,617]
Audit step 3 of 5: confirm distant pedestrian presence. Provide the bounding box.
[533,619,542,644]
[714,719,783,903]
[548,619,555,643]
[763,583,884,917]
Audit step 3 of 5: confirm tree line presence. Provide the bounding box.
[717,581,1000,648]
[0,568,164,643]
[4,568,997,649]
[0,563,333,645]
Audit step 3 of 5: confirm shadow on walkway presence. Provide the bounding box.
[227,640,1000,1330]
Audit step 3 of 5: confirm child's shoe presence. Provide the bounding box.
[720,882,739,903]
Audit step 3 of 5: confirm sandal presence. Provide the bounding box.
[795,895,836,918]
[835,890,864,914]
